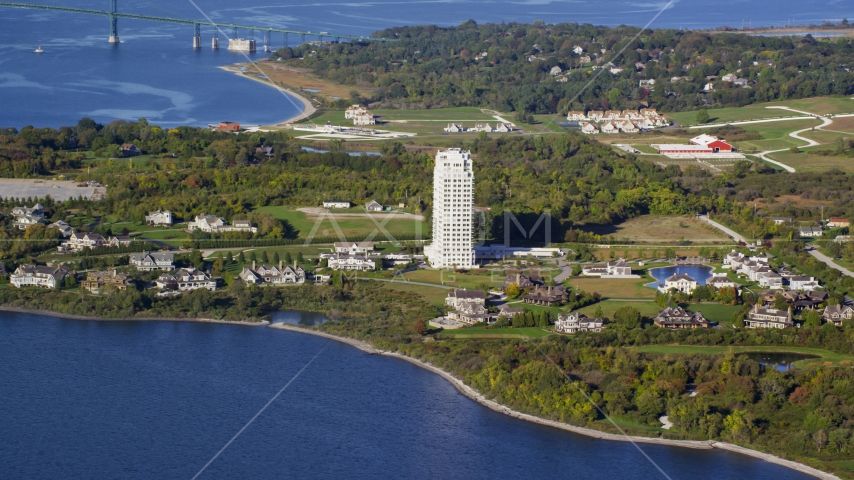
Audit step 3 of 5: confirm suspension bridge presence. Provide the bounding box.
[0,1,395,50]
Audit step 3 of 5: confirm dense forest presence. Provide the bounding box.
[272,21,854,114]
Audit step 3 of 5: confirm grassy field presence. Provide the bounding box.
[379,281,449,307]
[764,148,854,173]
[728,119,822,151]
[575,299,660,318]
[576,215,733,244]
[665,96,854,126]
[440,325,552,339]
[636,345,854,367]
[232,61,374,101]
[567,277,657,299]
[291,107,524,141]
[256,206,425,241]
[397,269,507,289]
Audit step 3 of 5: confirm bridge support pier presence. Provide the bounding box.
[192,23,201,49]
[108,35,120,43]
[108,0,118,43]
[212,37,219,49]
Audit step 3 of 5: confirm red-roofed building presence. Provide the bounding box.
[218,121,241,132]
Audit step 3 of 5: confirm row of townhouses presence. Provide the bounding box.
[724,250,820,291]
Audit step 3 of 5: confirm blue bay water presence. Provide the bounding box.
[0,0,852,128]
[0,312,817,479]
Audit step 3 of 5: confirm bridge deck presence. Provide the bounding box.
[0,2,395,41]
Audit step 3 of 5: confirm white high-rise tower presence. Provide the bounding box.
[425,148,474,268]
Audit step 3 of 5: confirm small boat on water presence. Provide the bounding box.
[34,46,44,53]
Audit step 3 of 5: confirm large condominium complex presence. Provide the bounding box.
[425,149,475,268]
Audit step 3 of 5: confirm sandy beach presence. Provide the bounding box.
[217,65,317,125]
[269,322,841,480]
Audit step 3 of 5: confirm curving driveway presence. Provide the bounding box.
[698,215,748,244]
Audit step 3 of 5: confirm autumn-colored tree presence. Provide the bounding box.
[413,319,427,335]
[789,386,810,406]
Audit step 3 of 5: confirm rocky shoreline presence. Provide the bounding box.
[270,323,841,480]
[0,306,268,326]
[0,307,839,480]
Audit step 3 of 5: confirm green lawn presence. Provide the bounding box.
[567,277,657,299]
[380,281,449,306]
[636,345,854,367]
[256,205,426,241]
[575,300,661,319]
[685,303,742,326]
[730,119,822,151]
[441,325,552,339]
[665,96,854,127]
[764,147,854,173]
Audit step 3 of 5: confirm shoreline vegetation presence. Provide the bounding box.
[0,306,839,480]
[217,65,315,125]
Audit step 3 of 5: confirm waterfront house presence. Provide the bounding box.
[657,274,698,294]
[445,289,486,310]
[522,285,568,306]
[745,304,792,329]
[129,251,175,271]
[145,209,173,226]
[12,203,45,230]
[824,305,854,326]
[654,307,710,329]
[582,258,632,277]
[11,264,69,289]
[366,200,384,212]
[446,300,491,325]
[81,269,131,294]
[155,268,216,293]
[707,273,737,290]
[323,200,351,209]
[238,261,305,285]
[555,312,604,333]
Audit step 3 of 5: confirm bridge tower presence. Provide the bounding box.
[108,0,119,43]
[192,23,201,48]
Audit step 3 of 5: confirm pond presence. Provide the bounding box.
[645,265,714,288]
[300,146,382,156]
[742,352,820,372]
[269,310,329,326]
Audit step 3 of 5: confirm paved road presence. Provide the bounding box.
[809,249,854,279]
[698,215,748,244]
[553,266,574,283]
